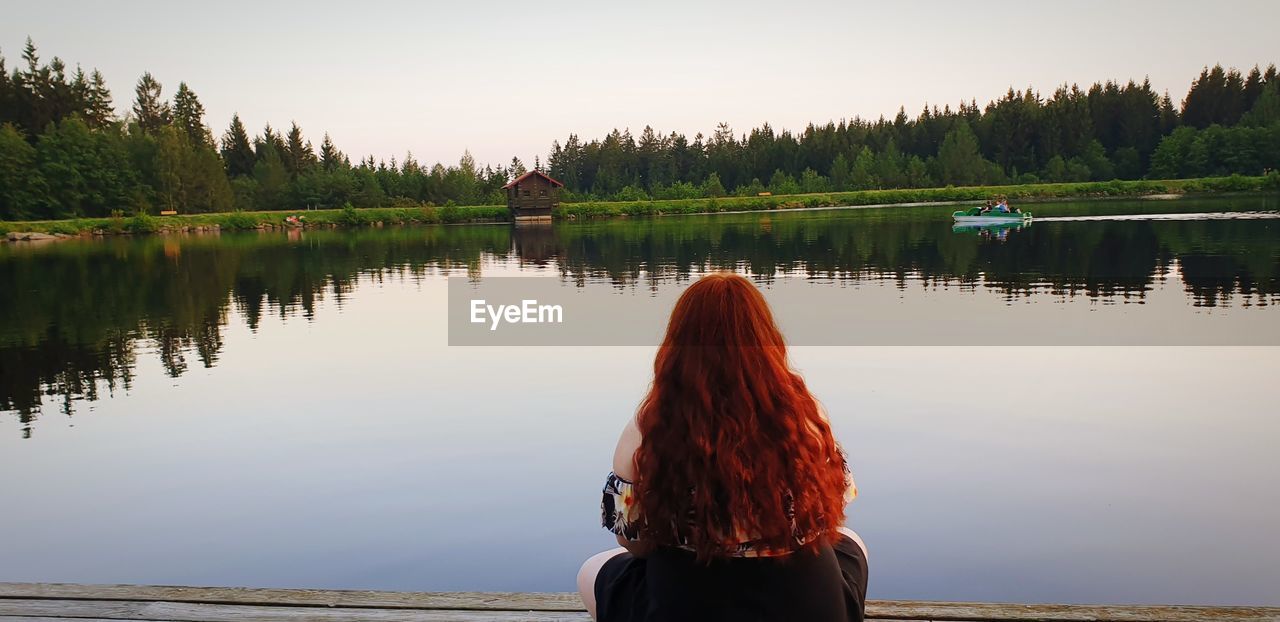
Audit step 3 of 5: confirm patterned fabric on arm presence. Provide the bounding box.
[839,444,858,504]
[601,471,642,541]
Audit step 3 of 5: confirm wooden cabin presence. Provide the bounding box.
[504,170,563,221]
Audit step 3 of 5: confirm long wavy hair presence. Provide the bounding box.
[633,272,848,560]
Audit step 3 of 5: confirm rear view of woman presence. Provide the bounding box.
[577,272,868,622]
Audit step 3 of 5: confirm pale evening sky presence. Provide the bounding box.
[4,0,1278,169]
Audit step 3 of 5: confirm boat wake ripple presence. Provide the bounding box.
[1037,211,1280,222]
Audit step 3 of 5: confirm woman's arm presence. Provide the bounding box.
[612,416,641,481]
[611,417,652,558]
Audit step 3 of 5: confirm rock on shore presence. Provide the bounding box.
[5,231,69,242]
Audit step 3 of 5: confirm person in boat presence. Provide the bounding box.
[577,272,868,622]
[994,197,1010,213]
[980,200,992,214]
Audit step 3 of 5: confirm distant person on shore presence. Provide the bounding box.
[577,272,868,622]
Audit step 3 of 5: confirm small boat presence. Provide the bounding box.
[952,207,1031,225]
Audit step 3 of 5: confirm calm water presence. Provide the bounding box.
[2,197,1279,605]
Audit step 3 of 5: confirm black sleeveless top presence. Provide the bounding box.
[596,470,867,621]
[594,531,867,622]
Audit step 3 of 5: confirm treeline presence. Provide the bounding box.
[0,36,1278,221]
[546,65,1280,200]
[0,39,513,221]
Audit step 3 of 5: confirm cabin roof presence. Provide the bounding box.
[503,170,564,189]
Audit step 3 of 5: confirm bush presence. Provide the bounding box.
[1201,174,1258,192]
[614,185,650,202]
[435,206,460,223]
[45,220,82,235]
[222,212,260,231]
[102,214,126,234]
[1264,170,1280,190]
[337,204,368,227]
[125,213,158,234]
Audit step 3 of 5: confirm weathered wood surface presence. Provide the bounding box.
[0,583,584,611]
[2,583,1278,621]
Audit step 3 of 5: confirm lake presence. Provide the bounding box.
[2,196,1278,606]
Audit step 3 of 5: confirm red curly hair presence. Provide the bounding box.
[634,272,849,560]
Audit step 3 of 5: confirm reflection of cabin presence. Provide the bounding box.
[503,170,563,221]
[512,222,559,265]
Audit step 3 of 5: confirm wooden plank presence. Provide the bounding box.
[865,600,1280,621]
[0,584,582,611]
[1,584,1278,621]
[0,599,589,621]
[0,618,147,622]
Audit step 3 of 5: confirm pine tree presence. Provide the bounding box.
[284,122,315,177]
[509,156,527,179]
[252,144,289,209]
[132,71,169,133]
[850,146,875,189]
[220,114,255,177]
[0,123,47,219]
[256,124,286,160]
[873,138,905,188]
[1240,81,1280,128]
[172,82,209,146]
[829,153,851,190]
[1182,65,1248,128]
[1159,92,1179,135]
[85,70,114,127]
[70,67,90,121]
[0,53,11,126]
[319,133,342,171]
[904,155,932,188]
[936,121,987,186]
[1243,66,1265,110]
[15,38,56,133]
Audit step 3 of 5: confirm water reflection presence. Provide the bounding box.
[950,220,1029,241]
[1,198,1278,432]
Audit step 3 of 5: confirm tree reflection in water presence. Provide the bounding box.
[2,199,1277,434]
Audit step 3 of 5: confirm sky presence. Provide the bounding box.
[4,0,1279,168]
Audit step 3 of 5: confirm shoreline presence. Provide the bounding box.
[2,175,1277,242]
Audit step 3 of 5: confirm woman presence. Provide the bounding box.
[577,272,869,622]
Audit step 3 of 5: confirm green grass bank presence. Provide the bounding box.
[0,204,511,238]
[2,174,1277,238]
[554,174,1279,219]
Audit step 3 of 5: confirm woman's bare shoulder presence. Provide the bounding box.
[612,416,642,481]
